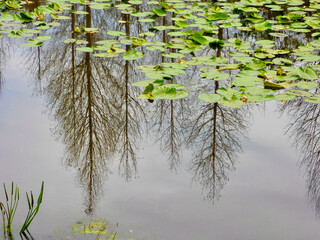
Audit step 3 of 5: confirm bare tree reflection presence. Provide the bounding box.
[186,88,250,201]
[150,13,189,171]
[151,98,187,171]
[21,0,43,94]
[279,97,320,216]
[185,27,251,201]
[117,13,147,181]
[0,38,9,95]
[24,4,150,211]
[42,6,124,213]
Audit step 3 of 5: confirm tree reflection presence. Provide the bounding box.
[0,38,9,95]
[21,0,43,94]
[185,28,251,201]
[42,6,123,213]
[117,13,147,181]
[26,4,149,212]
[186,87,250,201]
[280,97,320,216]
[150,13,189,171]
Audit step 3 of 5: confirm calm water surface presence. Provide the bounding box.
[1,0,320,237]
[0,48,320,239]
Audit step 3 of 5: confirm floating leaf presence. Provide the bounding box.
[93,52,119,58]
[132,37,148,46]
[264,80,285,90]
[286,89,313,97]
[149,85,189,100]
[132,80,162,87]
[247,95,274,102]
[36,35,51,41]
[296,81,318,89]
[245,87,275,96]
[146,46,165,51]
[231,78,262,87]
[198,93,221,103]
[207,12,229,20]
[163,68,186,75]
[151,8,166,16]
[220,98,244,108]
[189,35,208,45]
[305,95,320,104]
[64,38,77,44]
[274,94,296,101]
[200,71,229,81]
[123,48,144,60]
[272,58,292,66]
[269,32,288,37]
[76,47,93,52]
[162,52,185,59]
[296,66,318,80]
[107,31,126,36]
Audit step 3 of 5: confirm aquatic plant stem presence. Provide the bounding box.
[0,182,19,235]
[0,202,6,235]
[19,181,44,234]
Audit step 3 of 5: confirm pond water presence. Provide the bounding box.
[1,0,320,239]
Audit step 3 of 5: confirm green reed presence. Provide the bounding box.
[20,181,44,235]
[0,182,19,236]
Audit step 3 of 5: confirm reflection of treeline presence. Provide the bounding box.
[28,4,255,207]
[184,68,251,200]
[279,96,320,216]
[0,38,9,95]
[36,5,152,212]
[21,0,320,211]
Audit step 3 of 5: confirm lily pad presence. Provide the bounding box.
[123,49,144,60]
[269,32,288,37]
[198,93,221,103]
[296,81,318,89]
[274,94,296,101]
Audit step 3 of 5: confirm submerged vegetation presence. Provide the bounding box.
[54,218,136,240]
[1,0,320,106]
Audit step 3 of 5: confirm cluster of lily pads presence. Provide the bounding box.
[1,0,320,107]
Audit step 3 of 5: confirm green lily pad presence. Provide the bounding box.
[269,32,288,37]
[107,31,126,36]
[305,95,320,103]
[247,95,274,102]
[220,98,244,108]
[123,48,144,60]
[272,58,292,66]
[274,94,296,101]
[162,52,185,59]
[189,35,208,45]
[296,66,318,80]
[198,93,221,103]
[296,81,318,89]
[132,80,163,87]
[76,47,93,52]
[200,71,229,81]
[36,35,51,41]
[286,89,313,97]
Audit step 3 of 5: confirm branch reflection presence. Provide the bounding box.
[186,94,250,201]
[31,4,149,212]
[185,27,251,201]
[0,38,9,95]
[42,6,123,213]
[280,97,320,215]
